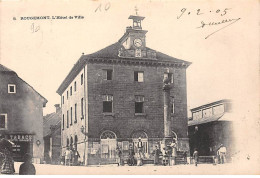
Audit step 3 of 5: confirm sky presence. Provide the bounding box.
[0,0,259,119]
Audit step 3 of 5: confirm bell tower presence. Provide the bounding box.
[118,8,156,59]
[129,6,144,30]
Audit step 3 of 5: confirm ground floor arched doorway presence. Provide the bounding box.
[100,130,117,159]
[132,131,148,157]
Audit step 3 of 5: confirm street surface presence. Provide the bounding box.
[12,161,258,175]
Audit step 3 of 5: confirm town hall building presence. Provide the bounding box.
[57,13,191,165]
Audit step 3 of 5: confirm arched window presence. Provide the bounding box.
[132,131,148,139]
[100,131,117,159]
[100,131,117,139]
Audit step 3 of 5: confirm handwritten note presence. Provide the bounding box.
[177,8,241,39]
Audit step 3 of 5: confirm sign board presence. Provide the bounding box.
[9,134,33,142]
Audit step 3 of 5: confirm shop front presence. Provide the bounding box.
[7,134,33,162]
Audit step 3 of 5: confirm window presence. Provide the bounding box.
[62,96,64,104]
[81,73,84,85]
[67,91,68,99]
[66,138,69,147]
[8,84,16,93]
[70,107,73,125]
[135,49,142,57]
[0,114,7,129]
[74,81,77,91]
[70,86,72,96]
[81,98,84,119]
[74,103,77,123]
[202,108,213,118]
[135,95,144,113]
[134,71,144,82]
[103,69,113,80]
[67,111,69,128]
[163,73,174,83]
[193,111,202,120]
[213,104,225,115]
[103,95,113,113]
[62,114,64,130]
[171,97,175,114]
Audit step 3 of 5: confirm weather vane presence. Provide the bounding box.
[135,6,139,15]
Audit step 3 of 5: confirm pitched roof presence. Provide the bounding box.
[0,64,15,73]
[0,63,48,106]
[43,110,61,137]
[87,42,189,63]
[57,42,191,95]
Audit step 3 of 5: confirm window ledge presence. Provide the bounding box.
[135,113,147,116]
[103,113,115,117]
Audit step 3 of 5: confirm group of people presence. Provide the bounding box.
[192,144,227,167]
[64,147,81,166]
[115,137,146,166]
[115,138,182,166]
[0,138,35,175]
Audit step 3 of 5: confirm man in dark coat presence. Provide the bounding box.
[19,153,36,175]
[128,145,135,166]
[152,146,162,165]
[116,146,122,166]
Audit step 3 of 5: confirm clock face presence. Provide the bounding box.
[134,38,143,47]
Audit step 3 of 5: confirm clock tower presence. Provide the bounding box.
[118,9,156,59]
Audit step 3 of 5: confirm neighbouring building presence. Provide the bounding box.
[188,99,235,162]
[57,13,191,165]
[43,104,61,164]
[0,64,47,163]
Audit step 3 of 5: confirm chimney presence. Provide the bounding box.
[54,104,61,113]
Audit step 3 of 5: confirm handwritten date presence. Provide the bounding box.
[177,8,231,19]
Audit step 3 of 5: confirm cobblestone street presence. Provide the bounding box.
[12,161,257,175]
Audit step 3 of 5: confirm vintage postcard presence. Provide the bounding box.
[0,0,259,175]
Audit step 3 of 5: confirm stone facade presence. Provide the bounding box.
[57,14,191,165]
[0,64,47,162]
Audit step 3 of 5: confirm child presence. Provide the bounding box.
[193,148,199,166]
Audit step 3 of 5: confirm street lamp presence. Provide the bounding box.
[81,126,88,136]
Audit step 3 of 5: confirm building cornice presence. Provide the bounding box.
[86,57,191,68]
